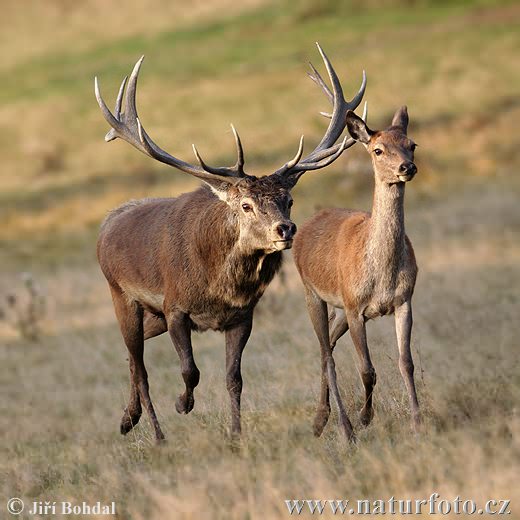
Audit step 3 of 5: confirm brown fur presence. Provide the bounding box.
[94,46,367,442]
[98,178,297,441]
[99,187,285,331]
[293,107,421,440]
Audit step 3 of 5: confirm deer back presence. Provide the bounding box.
[98,187,283,330]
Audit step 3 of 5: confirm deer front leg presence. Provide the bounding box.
[395,299,421,431]
[225,315,253,437]
[347,313,376,427]
[309,308,350,436]
[305,288,355,441]
[167,310,200,415]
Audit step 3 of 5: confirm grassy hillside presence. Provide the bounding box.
[1,1,519,519]
[1,0,519,268]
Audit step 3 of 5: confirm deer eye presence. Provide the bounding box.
[374,148,383,156]
[410,143,417,152]
[288,199,293,208]
[241,202,253,213]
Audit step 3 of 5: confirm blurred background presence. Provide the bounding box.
[1,1,519,518]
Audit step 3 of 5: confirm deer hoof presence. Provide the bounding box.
[359,407,374,427]
[313,406,331,437]
[411,413,422,433]
[175,393,194,414]
[120,408,142,435]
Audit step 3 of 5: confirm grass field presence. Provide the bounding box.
[1,1,519,518]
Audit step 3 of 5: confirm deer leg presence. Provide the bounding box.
[347,313,376,427]
[225,315,253,437]
[310,308,350,435]
[120,357,142,435]
[305,288,355,441]
[330,308,349,348]
[395,299,421,431]
[143,311,167,340]
[167,310,199,415]
[110,286,165,442]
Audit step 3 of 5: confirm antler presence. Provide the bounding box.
[95,46,366,187]
[95,56,247,186]
[273,42,367,179]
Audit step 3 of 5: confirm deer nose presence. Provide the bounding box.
[399,161,417,175]
[276,222,297,240]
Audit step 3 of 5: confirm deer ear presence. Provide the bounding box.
[391,105,409,133]
[346,111,373,144]
[202,179,233,201]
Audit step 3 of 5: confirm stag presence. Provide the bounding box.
[293,106,420,442]
[94,44,367,442]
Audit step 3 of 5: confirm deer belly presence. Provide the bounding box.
[189,306,253,332]
[364,300,395,319]
[363,291,409,319]
[121,283,165,313]
[314,286,344,308]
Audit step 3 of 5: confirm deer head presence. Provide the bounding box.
[346,106,417,185]
[95,44,367,253]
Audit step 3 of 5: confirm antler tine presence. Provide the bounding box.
[192,144,219,174]
[309,42,354,155]
[189,125,246,177]
[306,101,368,162]
[231,124,245,174]
[95,77,124,137]
[135,118,243,186]
[114,76,128,119]
[274,136,305,176]
[102,75,128,142]
[307,62,333,104]
[297,136,352,170]
[273,43,367,180]
[320,97,368,122]
[95,57,247,185]
[290,136,349,182]
[95,56,152,148]
[125,55,144,121]
[316,42,344,104]
[349,69,367,110]
[361,100,368,122]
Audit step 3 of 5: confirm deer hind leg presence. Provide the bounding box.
[347,313,376,427]
[330,308,349,348]
[305,288,355,441]
[120,356,142,435]
[395,299,421,431]
[310,308,350,434]
[110,286,165,442]
[167,310,199,415]
[143,312,167,340]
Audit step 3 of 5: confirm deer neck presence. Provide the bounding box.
[366,178,406,273]
[200,209,281,306]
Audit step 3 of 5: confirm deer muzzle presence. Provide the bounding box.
[273,221,297,249]
[398,161,417,182]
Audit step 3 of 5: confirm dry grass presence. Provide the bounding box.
[2,181,519,517]
[1,1,520,519]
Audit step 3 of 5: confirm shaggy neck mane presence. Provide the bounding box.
[195,196,282,306]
